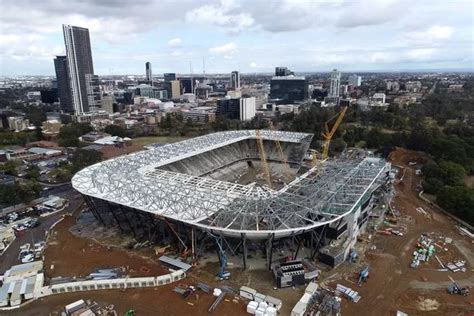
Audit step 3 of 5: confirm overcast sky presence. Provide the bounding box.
[0,0,473,76]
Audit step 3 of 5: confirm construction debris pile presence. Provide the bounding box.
[411,234,435,268]
[64,299,117,316]
[411,232,468,272]
[336,284,361,303]
[50,267,124,285]
[292,282,342,316]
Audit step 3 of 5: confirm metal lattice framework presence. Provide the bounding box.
[72,130,390,239]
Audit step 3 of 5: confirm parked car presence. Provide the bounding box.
[26,218,40,228]
[33,241,45,253]
[19,243,31,251]
[19,249,32,260]
[21,253,35,263]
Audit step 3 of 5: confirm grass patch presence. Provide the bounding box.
[132,136,191,147]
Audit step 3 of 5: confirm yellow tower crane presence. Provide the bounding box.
[255,130,272,188]
[321,106,348,160]
[267,121,292,182]
[312,106,348,166]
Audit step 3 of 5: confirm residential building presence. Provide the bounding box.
[329,69,341,99]
[145,62,152,83]
[348,74,362,87]
[230,71,240,90]
[240,97,256,121]
[386,81,400,92]
[62,24,96,114]
[54,56,73,112]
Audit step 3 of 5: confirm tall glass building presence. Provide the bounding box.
[63,24,97,114]
[54,56,74,113]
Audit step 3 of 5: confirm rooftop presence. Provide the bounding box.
[72,130,389,239]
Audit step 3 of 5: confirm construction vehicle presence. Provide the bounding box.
[255,129,272,188]
[348,248,358,263]
[358,266,369,286]
[314,106,348,167]
[447,276,469,296]
[124,310,135,316]
[211,234,230,280]
[268,121,292,182]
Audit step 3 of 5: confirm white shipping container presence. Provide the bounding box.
[265,295,282,311]
[240,286,257,300]
[255,292,266,303]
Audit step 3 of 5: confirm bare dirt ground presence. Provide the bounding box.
[13,147,474,316]
[333,147,474,316]
[44,215,168,279]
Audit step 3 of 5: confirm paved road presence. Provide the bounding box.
[0,187,83,275]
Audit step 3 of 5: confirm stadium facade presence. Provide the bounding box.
[72,130,392,268]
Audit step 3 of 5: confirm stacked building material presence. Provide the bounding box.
[336,284,361,303]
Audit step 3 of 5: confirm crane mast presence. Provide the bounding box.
[255,130,272,188]
[267,121,292,182]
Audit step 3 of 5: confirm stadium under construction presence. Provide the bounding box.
[72,130,392,269]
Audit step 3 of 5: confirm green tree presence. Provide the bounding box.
[0,160,19,176]
[58,123,92,147]
[104,124,127,137]
[437,185,474,225]
[69,148,103,174]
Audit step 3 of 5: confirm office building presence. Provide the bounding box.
[179,78,194,94]
[372,93,386,105]
[54,56,74,112]
[102,95,114,114]
[134,84,168,100]
[348,74,362,87]
[275,67,294,77]
[85,74,101,111]
[169,80,181,99]
[62,24,97,114]
[270,76,308,103]
[230,71,240,90]
[146,62,152,83]
[183,107,216,123]
[164,73,177,82]
[240,97,256,121]
[329,69,341,99]
[216,97,240,120]
[8,117,30,132]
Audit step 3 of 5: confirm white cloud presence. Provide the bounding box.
[407,25,454,42]
[209,42,237,58]
[168,37,182,47]
[249,62,257,68]
[186,0,254,34]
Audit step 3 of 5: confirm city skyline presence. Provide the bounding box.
[1,0,473,76]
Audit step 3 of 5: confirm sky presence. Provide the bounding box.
[0,0,473,76]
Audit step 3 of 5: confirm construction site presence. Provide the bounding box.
[2,109,473,315]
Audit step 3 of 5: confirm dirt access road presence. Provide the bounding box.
[337,148,474,316]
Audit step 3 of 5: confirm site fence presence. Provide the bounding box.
[35,269,186,298]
